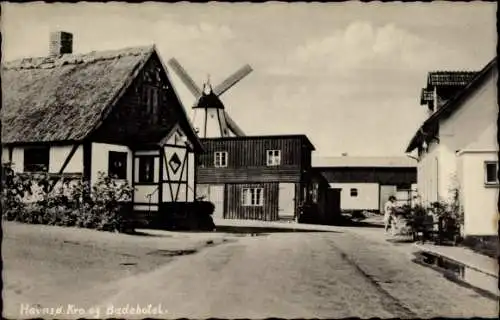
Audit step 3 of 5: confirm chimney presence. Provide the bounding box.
[49,31,73,56]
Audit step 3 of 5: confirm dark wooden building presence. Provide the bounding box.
[196,135,331,221]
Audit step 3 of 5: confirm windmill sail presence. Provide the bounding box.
[213,64,253,97]
[168,58,203,99]
[224,111,245,136]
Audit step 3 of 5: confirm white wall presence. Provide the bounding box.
[417,141,440,205]
[91,143,132,184]
[330,182,379,211]
[436,67,498,202]
[458,151,498,236]
[3,145,83,174]
[417,66,497,207]
[134,185,159,205]
[49,145,84,173]
[187,152,195,201]
[1,147,9,163]
[440,68,498,151]
[11,148,24,173]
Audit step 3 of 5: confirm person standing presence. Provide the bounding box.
[384,196,397,233]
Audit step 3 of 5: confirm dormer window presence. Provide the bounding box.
[266,150,281,166]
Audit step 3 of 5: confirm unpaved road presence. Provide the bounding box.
[97,232,497,319]
[3,222,497,319]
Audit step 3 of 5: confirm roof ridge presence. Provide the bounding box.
[3,45,155,70]
[428,70,479,74]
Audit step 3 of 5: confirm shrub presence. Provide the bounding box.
[1,165,134,232]
[1,162,30,221]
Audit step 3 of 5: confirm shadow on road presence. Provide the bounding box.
[122,230,174,237]
[213,225,341,234]
[342,221,385,229]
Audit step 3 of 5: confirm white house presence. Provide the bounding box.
[406,57,498,236]
[1,31,204,219]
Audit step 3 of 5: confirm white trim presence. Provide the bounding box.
[266,149,281,166]
[457,149,497,156]
[241,187,264,206]
[214,151,228,168]
[484,161,499,185]
[160,124,193,149]
[135,150,160,156]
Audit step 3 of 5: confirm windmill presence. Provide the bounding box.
[168,58,252,138]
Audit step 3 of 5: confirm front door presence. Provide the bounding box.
[278,183,295,219]
[209,185,225,219]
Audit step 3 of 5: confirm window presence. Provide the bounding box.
[142,85,160,123]
[266,150,281,166]
[485,161,499,185]
[108,151,128,179]
[138,156,155,183]
[24,147,49,172]
[350,188,358,197]
[241,188,264,206]
[312,183,319,203]
[214,151,228,168]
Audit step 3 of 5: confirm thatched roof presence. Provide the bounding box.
[1,46,154,144]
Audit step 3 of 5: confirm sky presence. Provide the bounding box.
[1,2,497,158]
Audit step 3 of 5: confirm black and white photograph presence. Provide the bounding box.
[1,1,498,319]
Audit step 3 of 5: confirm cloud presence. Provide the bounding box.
[267,21,476,77]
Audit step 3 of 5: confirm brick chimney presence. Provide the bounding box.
[49,31,73,56]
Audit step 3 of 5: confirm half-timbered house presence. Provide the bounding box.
[1,31,203,223]
[196,135,331,222]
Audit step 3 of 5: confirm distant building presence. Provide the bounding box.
[196,135,336,222]
[314,156,417,213]
[406,57,498,236]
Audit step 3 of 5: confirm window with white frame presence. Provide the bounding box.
[241,188,264,206]
[266,150,281,166]
[484,161,499,185]
[214,151,228,168]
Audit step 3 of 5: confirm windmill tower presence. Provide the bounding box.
[168,58,252,138]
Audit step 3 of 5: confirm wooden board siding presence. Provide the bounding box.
[197,166,302,184]
[319,167,417,185]
[199,137,305,168]
[226,183,279,221]
[197,136,313,184]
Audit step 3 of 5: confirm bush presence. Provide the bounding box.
[1,165,133,232]
[1,162,30,221]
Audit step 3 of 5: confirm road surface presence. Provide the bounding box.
[94,230,497,319]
